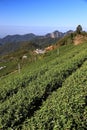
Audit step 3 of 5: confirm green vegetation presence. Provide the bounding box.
[23,60,87,130]
[1,26,87,78]
[0,42,87,130]
[0,37,59,77]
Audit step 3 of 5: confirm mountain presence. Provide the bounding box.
[0,41,40,56]
[0,33,36,44]
[45,30,73,38]
[0,30,63,56]
[45,30,64,38]
[64,30,74,35]
[0,30,73,45]
[0,38,59,56]
[0,30,75,56]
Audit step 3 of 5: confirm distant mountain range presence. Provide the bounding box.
[0,30,73,56]
[0,33,36,45]
[0,30,73,45]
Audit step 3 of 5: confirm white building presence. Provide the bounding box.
[34,49,46,54]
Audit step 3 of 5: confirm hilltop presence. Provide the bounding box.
[56,26,87,46]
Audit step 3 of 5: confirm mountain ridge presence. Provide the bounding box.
[0,33,36,44]
[0,30,73,45]
[0,29,75,56]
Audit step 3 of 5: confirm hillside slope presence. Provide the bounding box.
[0,37,59,56]
[0,42,87,130]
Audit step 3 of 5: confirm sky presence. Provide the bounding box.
[0,0,87,38]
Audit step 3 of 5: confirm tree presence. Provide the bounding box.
[76,25,82,34]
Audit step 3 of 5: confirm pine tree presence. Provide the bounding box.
[76,25,82,34]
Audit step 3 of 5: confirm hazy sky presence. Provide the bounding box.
[0,0,87,37]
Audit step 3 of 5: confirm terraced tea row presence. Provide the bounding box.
[21,60,87,130]
[0,43,86,101]
[0,45,79,102]
[0,47,87,129]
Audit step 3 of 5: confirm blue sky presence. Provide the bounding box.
[0,0,87,37]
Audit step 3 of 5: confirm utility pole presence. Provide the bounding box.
[57,48,60,56]
[18,63,20,73]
